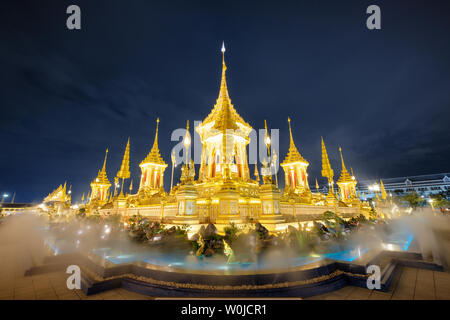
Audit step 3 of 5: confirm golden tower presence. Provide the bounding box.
[193,42,259,224]
[281,117,310,197]
[90,149,111,206]
[139,118,168,195]
[321,137,336,204]
[116,138,131,196]
[336,147,358,204]
[195,42,253,183]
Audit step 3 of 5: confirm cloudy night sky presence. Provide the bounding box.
[0,0,449,203]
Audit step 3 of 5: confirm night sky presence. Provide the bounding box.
[1,0,449,203]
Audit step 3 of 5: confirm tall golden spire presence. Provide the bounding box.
[140,118,166,166]
[288,117,294,145]
[102,149,109,173]
[321,137,334,180]
[153,118,160,150]
[117,138,131,180]
[281,117,308,165]
[219,41,228,100]
[380,179,387,200]
[199,42,251,132]
[337,147,352,183]
[92,148,110,185]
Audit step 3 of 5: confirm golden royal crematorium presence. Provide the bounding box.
[73,44,372,232]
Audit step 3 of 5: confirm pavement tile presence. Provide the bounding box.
[369,291,392,300]
[346,287,372,300]
[57,293,81,300]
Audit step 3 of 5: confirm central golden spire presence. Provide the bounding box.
[218,41,229,102]
[200,42,251,132]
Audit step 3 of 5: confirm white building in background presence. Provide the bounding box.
[357,173,450,199]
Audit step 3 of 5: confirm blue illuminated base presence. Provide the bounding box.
[26,247,443,298]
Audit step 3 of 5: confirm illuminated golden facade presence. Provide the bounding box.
[138,118,168,196]
[89,149,111,206]
[44,182,71,205]
[82,44,369,230]
[336,147,358,205]
[280,117,311,203]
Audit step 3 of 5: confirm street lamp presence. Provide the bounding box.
[183,120,191,165]
[1,193,8,204]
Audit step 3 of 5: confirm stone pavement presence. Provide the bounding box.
[0,235,449,300]
[306,266,450,300]
[0,242,151,300]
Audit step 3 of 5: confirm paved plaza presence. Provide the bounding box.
[0,242,449,300]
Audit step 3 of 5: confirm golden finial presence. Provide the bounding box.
[315,178,319,190]
[117,138,130,180]
[156,117,159,138]
[102,148,109,172]
[217,42,228,101]
[152,118,160,150]
[380,179,387,200]
[339,147,347,172]
[221,41,226,65]
[288,117,294,144]
[321,137,334,181]
[254,163,260,182]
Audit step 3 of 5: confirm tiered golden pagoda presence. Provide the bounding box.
[193,42,260,226]
[281,117,311,203]
[336,147,358,205]
[78,43,371,228]
[138,118,168,197]
[321,137,336,205]
[43,181,71,205]
[89,149,111,207]
[114,138,131,207]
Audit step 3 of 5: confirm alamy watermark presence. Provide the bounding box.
[66,265,81,290]
[366,264,381,290]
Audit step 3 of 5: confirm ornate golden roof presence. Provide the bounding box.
[321,137,334,180]
[44,182,69,203]
[281,117,308,166]
[117,138,131,179]
[337,147,354,184]
[92,149,111,186]
[201,43,251,132]
[140,118,167,167]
